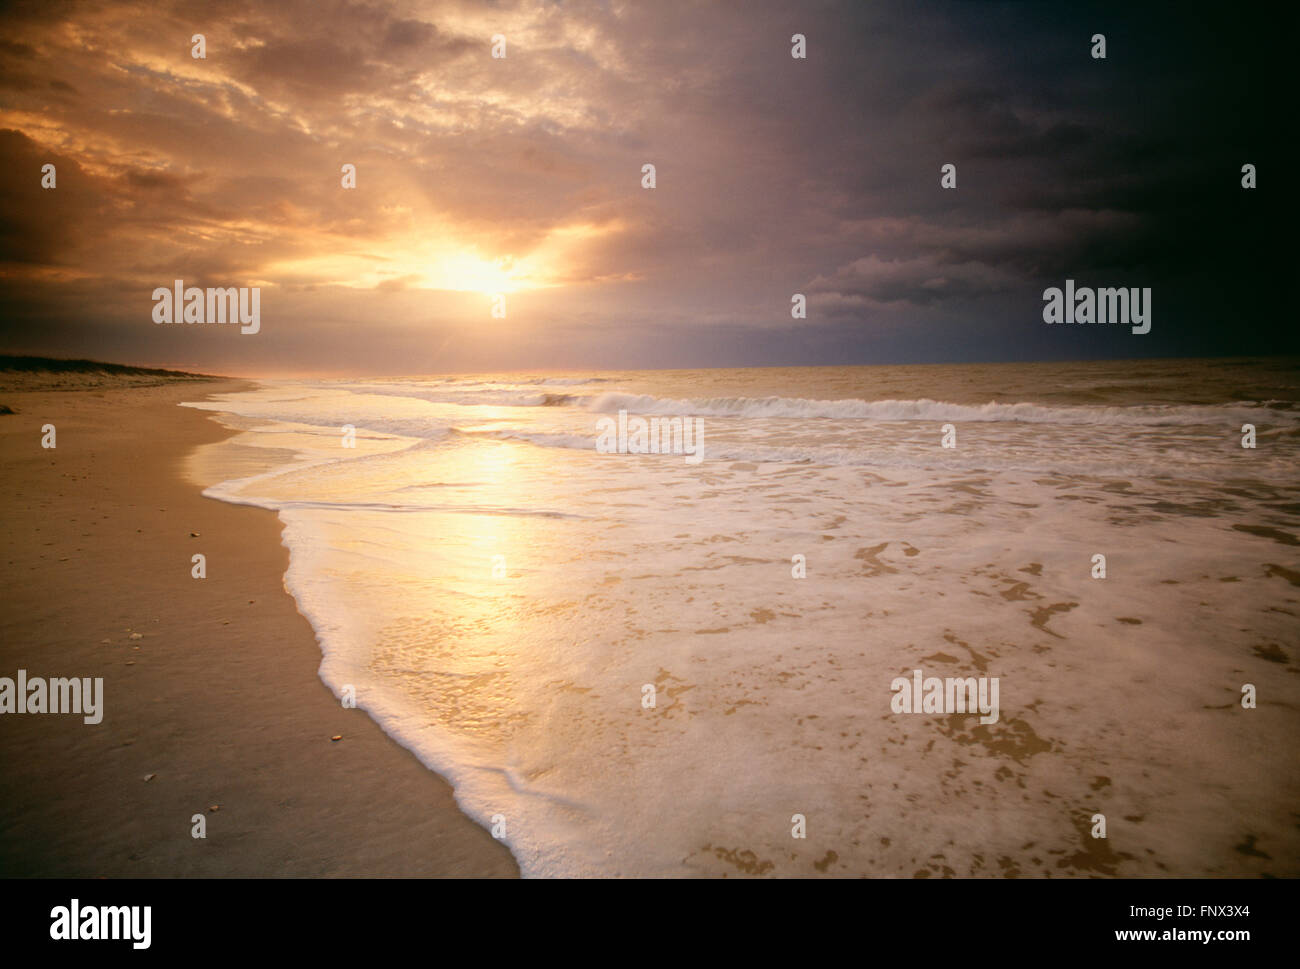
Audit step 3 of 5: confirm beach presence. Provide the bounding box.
[2,360,1297,878]
[0,377,518,877]
[173,360,1300,877]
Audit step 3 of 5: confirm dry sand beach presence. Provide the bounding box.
[0,373,517,877]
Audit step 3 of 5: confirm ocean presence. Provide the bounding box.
[180,358,1300,876]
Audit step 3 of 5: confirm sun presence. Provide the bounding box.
[433,253,527,294]
[262,219,625,295]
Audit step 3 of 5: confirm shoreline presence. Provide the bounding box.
[0,379,519,877]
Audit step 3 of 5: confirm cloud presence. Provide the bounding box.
[0,0,1288,369]
[810,254,1025,309]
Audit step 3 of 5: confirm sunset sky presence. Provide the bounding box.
[0,0,1285,375]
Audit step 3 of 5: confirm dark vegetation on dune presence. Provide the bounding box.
[0,355,216,378]
[0,355,224,400]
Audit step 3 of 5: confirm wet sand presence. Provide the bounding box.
[0,378,518,876]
